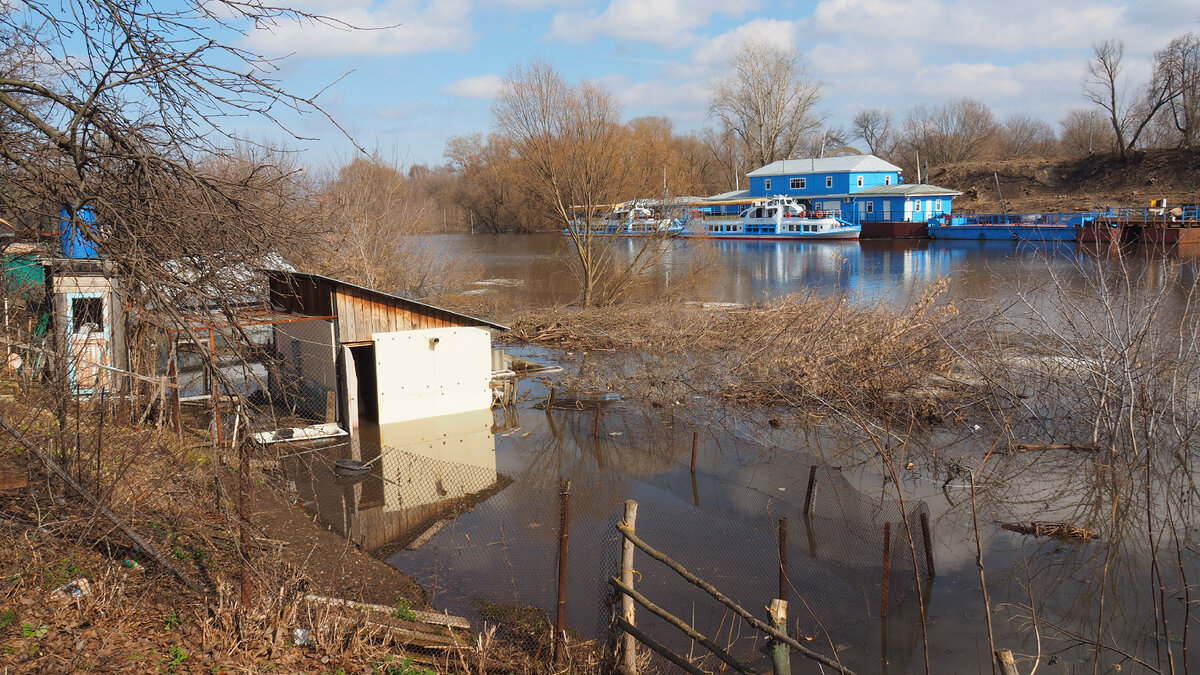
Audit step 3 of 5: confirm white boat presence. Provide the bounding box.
[686,196,860,240]
[566,204,685,237]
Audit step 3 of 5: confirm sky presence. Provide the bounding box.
[230,0,1200,168]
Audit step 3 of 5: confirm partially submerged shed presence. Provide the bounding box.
[264,271,509,452]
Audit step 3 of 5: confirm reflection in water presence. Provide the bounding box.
[444,232,1200,310]
[285,408,502,552]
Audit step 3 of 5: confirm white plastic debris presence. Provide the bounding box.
[51,578,90,600]
[293,628,312,646]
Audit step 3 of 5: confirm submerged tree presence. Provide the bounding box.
[708,39,823,169]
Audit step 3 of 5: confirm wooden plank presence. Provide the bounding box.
[617,524,855,674]
[303,594,471,630]
[615,617,709,675]
[609,577,756,674]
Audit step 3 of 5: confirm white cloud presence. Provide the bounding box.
[240,0,475,57]
[547,0,758,47]
[810,0,1126,51]
[442,74,505,99]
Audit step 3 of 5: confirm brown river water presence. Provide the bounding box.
[287,234,1200,673]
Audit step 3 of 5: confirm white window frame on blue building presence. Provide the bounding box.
[764,179,771,191]
[885,175,892,185]
[825,176,833,189]
[856,176,864,187]
[790,178,804,189]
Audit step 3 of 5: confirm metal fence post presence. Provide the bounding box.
[880,521,891,619]
[620,499,639,674]
[920,511,936,578]
[803,465,817,516]
[555,480,572,667]
[778,517,788,603]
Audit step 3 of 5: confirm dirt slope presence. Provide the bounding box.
[923,148,1200,213]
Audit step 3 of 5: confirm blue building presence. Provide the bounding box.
[702,155,960,223]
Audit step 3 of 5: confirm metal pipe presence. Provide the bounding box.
[555,480,571,666]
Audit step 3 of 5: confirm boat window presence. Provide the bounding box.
[866,201,874,213]
[914,200,922,211]
[764,179,772,191]
[790,178,802,189]
[885,175,892,185]
[935,199,942,211]
[826,176,833,189]
[856,175,864,187]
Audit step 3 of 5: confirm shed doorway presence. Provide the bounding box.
[347,343,379,454]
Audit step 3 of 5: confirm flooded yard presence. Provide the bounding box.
[287,235,1200,672]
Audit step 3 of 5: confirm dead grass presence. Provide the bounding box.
[0,380,591,673]
[502,281,968,420]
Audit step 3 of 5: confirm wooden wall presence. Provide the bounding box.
[334,285,468,344]
[268,272,492,346]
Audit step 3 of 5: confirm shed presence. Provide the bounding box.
[264,271,509,455]
[45,259,126,394]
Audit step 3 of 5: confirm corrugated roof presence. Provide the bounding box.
[274,270,509,332]
[747,155,903,177]
[853,183,961,197]
[704,189,751,202]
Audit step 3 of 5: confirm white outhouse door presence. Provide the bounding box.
[373,327,492,425]
[341,345,360,460]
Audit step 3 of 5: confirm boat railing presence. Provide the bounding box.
[1091,205,1200,223]
[932,212,1095,227]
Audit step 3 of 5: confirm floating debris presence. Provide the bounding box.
[1002,522,1098,542]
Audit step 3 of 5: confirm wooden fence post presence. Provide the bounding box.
[770,599,790,675]
[620,500,639,674]
[994,649,1019,675]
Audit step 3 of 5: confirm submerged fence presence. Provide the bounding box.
[282,411,939,673]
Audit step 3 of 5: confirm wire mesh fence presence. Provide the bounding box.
[271,408,934,672]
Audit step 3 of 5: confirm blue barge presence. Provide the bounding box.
[927,212,1092,241]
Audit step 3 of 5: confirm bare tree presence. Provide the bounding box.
[901,98,997,167]
[701,122,749,192]
[1083,38,1175,157]
[708,39,823,168]
[852,108,898,159]
[494,61,686,307]
[998,113,1059,158]
[1154,32,1200,147]
[1060,107,1117,155]
[309,155,474,297]
[0,1,356,297]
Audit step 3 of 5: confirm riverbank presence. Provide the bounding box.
[0,382,507,673]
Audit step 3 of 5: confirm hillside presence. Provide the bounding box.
[925,148,1200,214]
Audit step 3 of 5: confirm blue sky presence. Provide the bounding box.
[232,0,1200,167]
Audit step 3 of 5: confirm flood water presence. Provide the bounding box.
[291,234,1200,673]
